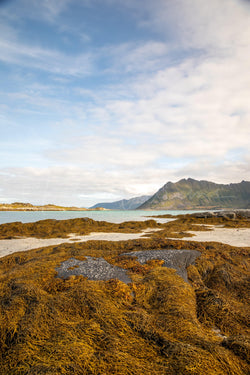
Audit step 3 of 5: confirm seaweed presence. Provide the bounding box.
[0,216,249,374]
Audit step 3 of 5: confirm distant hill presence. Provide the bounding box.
[0,202,105,211]
[90,195,151,210]
[138,178,250,210]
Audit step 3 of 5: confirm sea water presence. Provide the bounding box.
[0,210,201,225]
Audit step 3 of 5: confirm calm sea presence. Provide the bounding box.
[0,210,200,225]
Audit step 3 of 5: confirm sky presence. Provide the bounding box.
[0,0,250,207]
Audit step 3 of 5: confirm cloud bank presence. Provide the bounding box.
[0,0,250,206]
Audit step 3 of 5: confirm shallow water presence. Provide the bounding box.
[0,209,200,224]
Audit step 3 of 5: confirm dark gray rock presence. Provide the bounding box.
[190,212,216,218]
[55,257,131,284]
[121,249,201,282]
[233,210,250,218]
[55,250,201,284]
[190,210,250,219]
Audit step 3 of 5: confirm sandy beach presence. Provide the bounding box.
[1,225,250,259]
[177,226,250,247]
[0,229,159,258]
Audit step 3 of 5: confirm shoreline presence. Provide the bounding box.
[0,210,249,259]
[0,208,108,212]
[0,229,160,258]
[1,225,250,259]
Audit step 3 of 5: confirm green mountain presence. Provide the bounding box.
[138,178,250,210]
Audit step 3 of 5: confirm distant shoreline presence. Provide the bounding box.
[0,208,108,211]
[0,203,108,212]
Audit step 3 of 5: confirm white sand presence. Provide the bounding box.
[1,226,249,259]
[175,226,250,247]
[0,229,159,258]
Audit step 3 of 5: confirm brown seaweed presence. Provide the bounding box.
[0,215,249,374]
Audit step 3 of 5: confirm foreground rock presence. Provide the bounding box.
[121,249,201,282]
[55,249,201,284]
[56,257,132,283]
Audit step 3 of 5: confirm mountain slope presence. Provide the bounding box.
[138,178,250,210]
[91,195,151,210]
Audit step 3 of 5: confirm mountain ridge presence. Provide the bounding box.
[90,195,151,210]
[138,178,250,210]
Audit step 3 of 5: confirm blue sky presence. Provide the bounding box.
[0,0,250,207]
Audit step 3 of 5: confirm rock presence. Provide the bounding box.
[55,249,201,284]
[121,249,201,282]
[190,210,250,219]
[55,257,132,284]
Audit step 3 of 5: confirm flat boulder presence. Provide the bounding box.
[121,249,201,282]
[55,250,201,284]
[55,257,132,284]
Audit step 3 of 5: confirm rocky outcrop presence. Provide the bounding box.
[190,210,250,219]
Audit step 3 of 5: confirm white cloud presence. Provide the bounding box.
[1,154,249,206]
[0,166,166,206]
[45,135,160,168]
[76,51,250,161]
[102,41,169,74]
[1,0,250,205]
[138,0,250,51]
